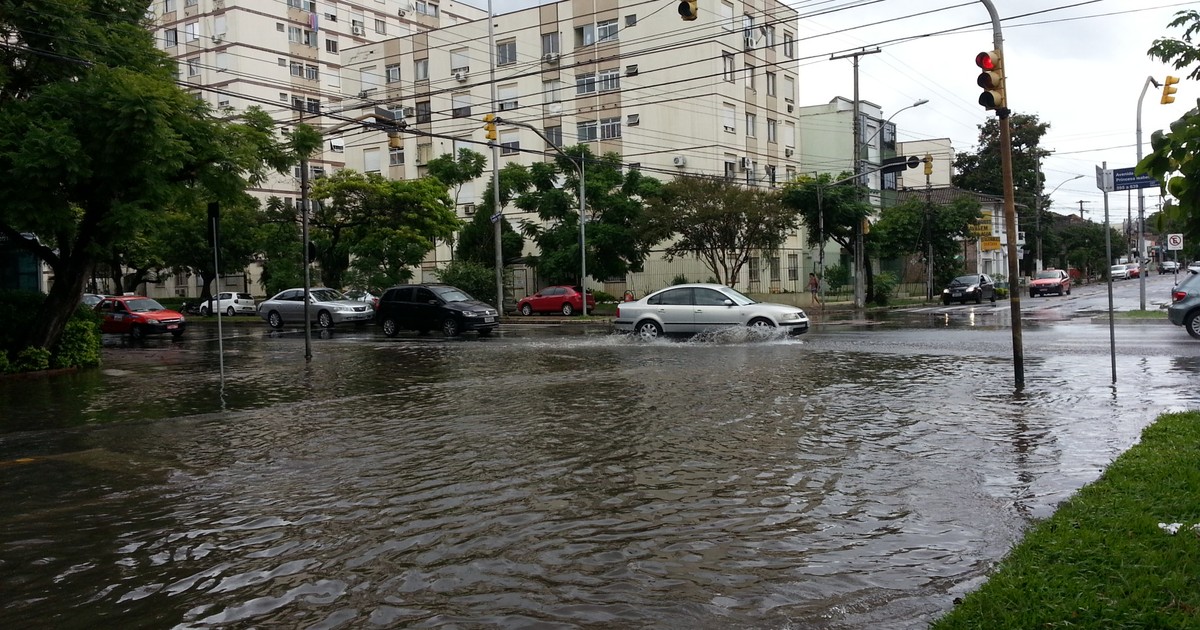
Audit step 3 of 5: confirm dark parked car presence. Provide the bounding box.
[942,274,997,305]
[1168,271,1200,339]
[376,284,499,337]
[517,285,596,316]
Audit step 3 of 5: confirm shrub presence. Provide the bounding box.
[871,272,897,307]
[52,316,102,369]
[670,273,689,286]
[435,260,500,308]
[0,350,8,373]
[823,264,850,293]
[591,290,616,303]
[12,346,50,372]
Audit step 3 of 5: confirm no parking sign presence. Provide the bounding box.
[1168,233,1184,251]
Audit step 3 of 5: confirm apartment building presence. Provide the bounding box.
[339,0,806,295]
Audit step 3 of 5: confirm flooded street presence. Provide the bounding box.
[3,316,1199,629]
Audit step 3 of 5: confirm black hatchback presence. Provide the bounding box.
[376,284,499,337]
[941,273,997,305]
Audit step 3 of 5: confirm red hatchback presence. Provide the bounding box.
[517,285,596,316]
[95,296,187,340]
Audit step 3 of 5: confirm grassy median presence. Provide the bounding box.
[933,411,1200,629]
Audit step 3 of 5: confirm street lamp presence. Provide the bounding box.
[1037,174,1083,272]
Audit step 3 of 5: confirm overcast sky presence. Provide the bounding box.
[468,0,1193,225]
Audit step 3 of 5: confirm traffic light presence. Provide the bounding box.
[483,113,497,141]
[881,155,920,174]
[678,0,698,21]
[923,153,933,176]
[1161,75,1179,105]
[975,50,1005,110]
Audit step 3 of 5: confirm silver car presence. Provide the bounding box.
[1168,272,1200,339]
[258,287,375,329]
[614,283,809,339]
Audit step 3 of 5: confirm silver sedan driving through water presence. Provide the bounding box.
[614,283,810,339]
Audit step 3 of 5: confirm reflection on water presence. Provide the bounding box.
[1,325,1198,629]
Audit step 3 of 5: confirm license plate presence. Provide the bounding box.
[167,325,178,330]
[483,317,495,323]
[952,292,963,297]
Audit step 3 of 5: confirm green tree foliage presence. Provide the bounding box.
[1052,220,1122,280]
[426,148,487,257]
[1140,11,1200,239]
[435,259,499,308]
[156,198,264,302]
[456,161,528,268]
[0,2,307,352]
[646,176,797,287]
[872,196,982,288]
[952,113,1050,275]
[514,146,663,285]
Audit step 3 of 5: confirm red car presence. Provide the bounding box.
[1029,268,1071,297]
[95,295,187,340]
[517,285,596,316]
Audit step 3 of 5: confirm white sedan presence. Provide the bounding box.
[198,292,256,316]
[614,283,809,339]
[1110,264,1130,280]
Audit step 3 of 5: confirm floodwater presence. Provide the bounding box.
[2,319,1198,629]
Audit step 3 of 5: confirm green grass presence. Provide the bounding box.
[1115,309,1169,319]
[933,411,1200,629]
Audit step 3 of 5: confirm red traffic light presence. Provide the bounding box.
[975,51,998,71]
[974,50,1005,111]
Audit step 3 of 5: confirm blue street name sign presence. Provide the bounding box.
[1111,167,1159,191]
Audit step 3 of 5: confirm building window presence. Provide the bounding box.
[389,146,404,166]
[788,254,799,281]
[288,26,302,43]
[386,64,401,83]
[749,256,760,282]
[720,1,734,30]
[722,52,735,82]
[326,38,338,54]
[543,79,562,103]
[215,52,229,71]
[450,48,469,73]
[575,72,596,95]
[497,40,516,66]
[577,120,597,142]
[600,116,621,140]
[767,118,777,143]
[329,137,345,153]
[745,64,755,91]
[290,61,304,77]
[769,256,780,282]
[784,32,795,58]
[598,68,620,92]
[306,98,320,114]
[574,24,594,47]
[597,19,618,42]
[414,58,428,81]
[542,32,560,55]
[304,30,317,47]
[745,112,756,137]
[185,21,199,41]
[766,72,776,97]
[724,158,736,180]
[364,148,381,173]
[186,57,200,76]
[360,66,381,93]
[415,100,431,124]
[626,14,637,27]
[416,1,439,17]
[163,0,176,11]
[498,84,518,111]
[745,161,756,185]
[416,143,432,164]
[784,76,795,103]
[722,103,735,133]
[305,64,319,81]
[164,28,177,48]
[375,19,387,35]
[765,26,776,49]
[280,92,288,102]
[499,130,519,155]
[545,125,562,147]
[451,93,471,118]
[292,96,305,111]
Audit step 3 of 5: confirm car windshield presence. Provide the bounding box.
[1111,265,1125,271]
[236,293,252,300]
[714,286,756,306]
[1035,271,1061,279]
[951,275,978,285]
[431,286,473,302]
[310,289,345,302]
[125,298,165,312]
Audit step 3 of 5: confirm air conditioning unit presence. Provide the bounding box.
[547,102,563,114]
[398,9,406,17]
[739,157,752,169]
[454,71,468,82]
[786,103,794,113]
[784,148,794,157]
[542,52,559,64]
[211,34,223,43]
[672,155,687,167]
[462,203,476,215]
[352,25,364,35]
[175,287,188,297]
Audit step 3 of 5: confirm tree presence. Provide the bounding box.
[0,2,307,351]
[515,146,662,285]
[157,198,266,303]
[455,161,527,267]
[647,176,798,287]
[952,113,1050,275]
[425,148,487,259]
[1140,10,1200,239]
[871,195,983,290]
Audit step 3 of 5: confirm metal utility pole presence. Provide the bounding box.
[300,153,313,362]
[487,0,504,315]
[1101,162,1117,384]
[830,47,879,309]
[1136,76,1159,311]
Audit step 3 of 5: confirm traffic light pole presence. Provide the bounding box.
[1135,75,1159,311]
[487,0,505,314]
[978,0,1024,388]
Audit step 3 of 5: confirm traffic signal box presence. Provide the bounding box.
[1161,76,1179,105]
[975,50,1005,110]
[483,113,497,141]
[678,0,698,21]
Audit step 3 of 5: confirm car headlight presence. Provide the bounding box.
[462,311,478,317]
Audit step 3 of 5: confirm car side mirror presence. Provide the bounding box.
[723,299,735,306]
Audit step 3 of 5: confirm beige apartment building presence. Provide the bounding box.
[339,0,808,297]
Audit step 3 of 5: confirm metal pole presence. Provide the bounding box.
[925,165,933,300]
[978,0,1023,388]
[1102,161,1116,384]
[209,203,224,385]
[488,0,504,314]
[1136,76,1157,311]
[579,154,587,315]
[817,187,824,307]
[300,156,312,362]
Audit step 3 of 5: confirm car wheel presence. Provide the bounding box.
[1029,291,1036,298]
[130,325,144,340]
[748,317,775,329]
[520,303,533,316]
[634,319,662,340]
[942,297,951,306]
[382,318,399,337]
[226,306,235,317]
[200,305,209,316]
[989,292,996,303]
[442,318,460,337]
[171,330,184,340]
[1066,286,1071,295]
[1187,311,1200,340]
[267,311,283,329]
[317,311,334,329]
[478,328,493,337]
[561,303,574,316]
[975,292,983,304]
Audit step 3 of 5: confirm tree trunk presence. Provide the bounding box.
[29,254,94,352]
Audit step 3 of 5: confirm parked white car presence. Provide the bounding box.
[614,283,810,339]
[199,292,256,316]
[1110,264,1130,280]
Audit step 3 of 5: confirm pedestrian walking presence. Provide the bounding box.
[808,272,821,305]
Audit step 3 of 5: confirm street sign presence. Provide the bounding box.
[1111,167,1160,191]
[981,236,1001,251]
[1168,233,1184,251]
[1095,165,1114,192]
